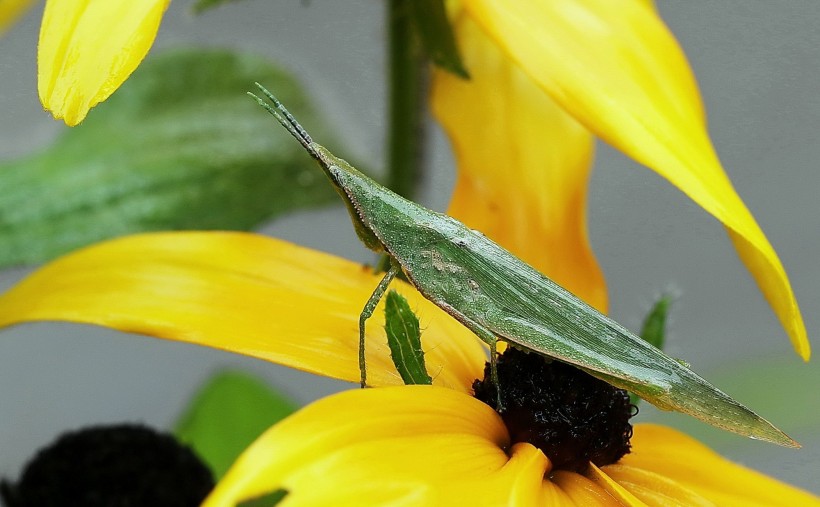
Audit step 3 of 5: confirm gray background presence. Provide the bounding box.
[1,0,818,496]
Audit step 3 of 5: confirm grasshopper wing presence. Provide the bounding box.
[326,149,796,448]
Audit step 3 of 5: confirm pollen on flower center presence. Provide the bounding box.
[472,347,636,474]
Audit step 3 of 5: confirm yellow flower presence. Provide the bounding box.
[0,1,813,503]
[0,232,815,505]
[202,388,819,506]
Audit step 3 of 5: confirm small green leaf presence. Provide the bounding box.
[630,295,673,405]
[640,295,672,351]
[174,371,298,479]
[384,290,432,385]
[237,489,288,507]
[407,0,469,78]
[0,49,337,267]
[192,0,244,14]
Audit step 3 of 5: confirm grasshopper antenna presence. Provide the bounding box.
[248,82,321,160]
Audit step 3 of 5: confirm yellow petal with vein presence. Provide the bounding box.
[462,0,809,358]
[605,424,820,506]
[38,0,170,125]
[203,386,510,506]
[433,10,606,312]
[0,232,486,391]
[0,0,34,35]
[205,386,631,507]
[551,471,636,506]
[587,463,648,506]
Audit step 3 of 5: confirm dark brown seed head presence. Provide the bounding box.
[473,347,636,474]
[1,424,214,507]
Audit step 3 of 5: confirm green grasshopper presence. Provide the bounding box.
[249,83,796,448]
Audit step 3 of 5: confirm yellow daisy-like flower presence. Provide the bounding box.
[0,0,813,503]
[204,387,818,506]
[21,0,808,360]
[0,232,816,505]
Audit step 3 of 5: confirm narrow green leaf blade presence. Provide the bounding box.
[630,295,672,405]
[237,490,288,507]
[0,49,336,267]
[640,295,671,351]
[385,290,432,385]
[192,0,244,14]
[407,0,469,78]
[174,371,298,479]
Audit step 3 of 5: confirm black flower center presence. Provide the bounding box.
[473,347,636,473]
[1,424,214,507]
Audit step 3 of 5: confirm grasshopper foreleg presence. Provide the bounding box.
[359,262,400,388]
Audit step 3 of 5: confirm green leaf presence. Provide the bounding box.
[640,295,672,351]
[0,49,337,267]
[630,295,672,405]
[174,371,298,479]
[384,290,432,385]
[407,0,469,78]
[192,0,244,15]
[237,490,288,507]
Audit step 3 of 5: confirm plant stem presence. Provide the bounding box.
[386,0,427,200]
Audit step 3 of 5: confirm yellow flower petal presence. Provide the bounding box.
[587,463,649,506]
[38,0,170,125]
[553,470,638,506]
[204,386,632,506]
[432,9,607,312]
[204,384,820,507]
[204,386,509,505]
[605,424,820,506]
[209,386,796,506]
[0,232,486,391]
[462,0,809,359]
[0,0,34,35]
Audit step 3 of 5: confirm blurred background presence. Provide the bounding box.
[1,0,818,495]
